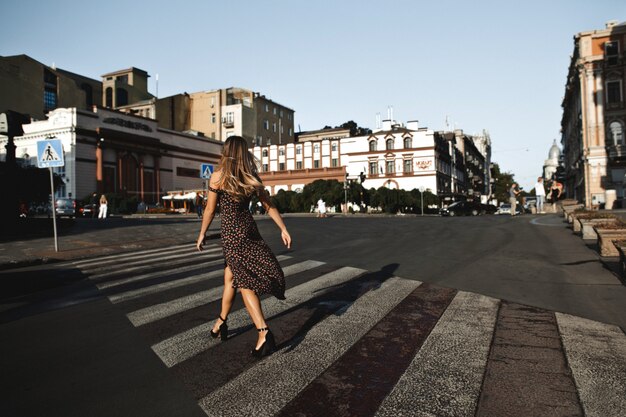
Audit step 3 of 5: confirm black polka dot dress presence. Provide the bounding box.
[209,187,285,300]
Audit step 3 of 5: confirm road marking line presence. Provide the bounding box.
[75,244,213,268]
[375,291,499,417]
[152,263,358,368]
[107,255,292,303]
[72,242,208,265]
[556,312,626,417]
[198,277,421,416]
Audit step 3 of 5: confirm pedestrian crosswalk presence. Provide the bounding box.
[73,243,626,417]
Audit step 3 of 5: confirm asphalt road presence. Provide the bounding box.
[1,213,625,416]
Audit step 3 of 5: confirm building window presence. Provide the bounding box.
[332,158,338,167]
[289,128,293,136]
[262,149,268,157]
[105,87,113,108]
[262,163,268,172]
[224,112,234,124]
[369,140,377,152]
[288,113,291,120]
[279,148,285,156]
[386,138,394,150]
[211,113,216,123]
[610,121,624,145]
[273,107,277,115]
[296,161,303,169]
[279,162,285,171]
[273,123,277,132]
[404,137,412,148]
[607,81,622,104]
[226,131,234,138]
[314,160,320,168]
[265,104,269,112]
[43,69,58,112]
[386,160,394,174]
[81,83,93,108]
[403,159,412,173]
[332,142,337,151]
[606,41,619,65]
[369,161,378,175]
[264,120,269,130]
[296,146,301,155]
[314,143,320,153]
[116,88,128,106]
[117,74,128,84]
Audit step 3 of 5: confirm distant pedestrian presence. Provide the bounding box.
[195,193,204,219]
[509,183,521,216]
[317,198,327,218]
[534,177,546,213]
[98,194,108,219]
[89,192,98,218]
[550,181,562,212]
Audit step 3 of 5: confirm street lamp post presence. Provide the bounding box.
[419,186,425,216]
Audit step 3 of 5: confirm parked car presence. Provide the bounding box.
[440,201,485,216]
[481,203,498,214]
[54,198,77,218]
[79,203,96,217]
[495,203,522,215]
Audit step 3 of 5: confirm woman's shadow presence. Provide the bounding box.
[272,263,400,353]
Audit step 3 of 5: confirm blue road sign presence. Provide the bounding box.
[200,163,214,179]
[37,139,65,168]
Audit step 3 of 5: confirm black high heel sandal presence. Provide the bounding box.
[251,327,275,358]
[210,315,228,341]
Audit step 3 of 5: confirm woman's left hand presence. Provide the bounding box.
[281,229,292,249]
[196,235,205,251]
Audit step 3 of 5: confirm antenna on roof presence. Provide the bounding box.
[155,73,159,98]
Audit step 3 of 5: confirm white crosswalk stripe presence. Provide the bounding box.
[68,245,626,417]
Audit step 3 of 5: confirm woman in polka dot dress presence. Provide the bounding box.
[196,136,291,358]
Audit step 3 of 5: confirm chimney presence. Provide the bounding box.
[382,119,392,131]
[606,20,619,29]
[406,120,419,130]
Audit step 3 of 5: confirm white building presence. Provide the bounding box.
[0,107,223,202]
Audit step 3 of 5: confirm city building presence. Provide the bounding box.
[560,20,626,208]
[121,87,295,147]
[544,139,562,180]
[0,107,222,202]
[253,118,492,201]
[0,54,102,120]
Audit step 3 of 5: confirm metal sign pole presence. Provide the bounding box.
[49,167,59,252]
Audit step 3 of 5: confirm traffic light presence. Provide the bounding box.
[359,172,366,183]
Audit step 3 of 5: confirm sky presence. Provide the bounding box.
[2,0,625,189]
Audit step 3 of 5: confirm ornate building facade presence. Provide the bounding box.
[561,20,626,207]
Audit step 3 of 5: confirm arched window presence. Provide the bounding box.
[116,88,128,107]
[369,140,377,152]
[610,121,624,145]
[262,149,268,157]
[404,137,412,149]
[105,87,113,108]
[386,139,394,150]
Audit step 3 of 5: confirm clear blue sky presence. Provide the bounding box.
[2,0,625,189]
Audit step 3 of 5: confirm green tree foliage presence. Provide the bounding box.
[491,163,516,203]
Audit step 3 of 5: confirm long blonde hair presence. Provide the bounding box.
[217,136,263,200]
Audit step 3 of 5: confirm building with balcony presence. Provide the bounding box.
[560,20,626,208]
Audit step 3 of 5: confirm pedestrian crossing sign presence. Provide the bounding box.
[37,139,65,168]
[200,163,214,179]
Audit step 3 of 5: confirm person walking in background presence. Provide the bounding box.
[509,183,520,216]
[195,192,204,219]
[196,136,291,358]
[534,177,546,213]
[98,194,108,219]
[317,198,327,218]
[550,181,562,212]
[89,192,98,218]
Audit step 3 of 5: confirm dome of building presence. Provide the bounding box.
[548,139,560,160]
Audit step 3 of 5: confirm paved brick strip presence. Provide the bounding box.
[277,283,457,417]
[475,301,583,416]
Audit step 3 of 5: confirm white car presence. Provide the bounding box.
[496,203,522,215]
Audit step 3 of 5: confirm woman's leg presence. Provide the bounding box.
[213,266,236,332]
[240,288,268,350]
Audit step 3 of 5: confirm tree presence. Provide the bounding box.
[491,163,516,203]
